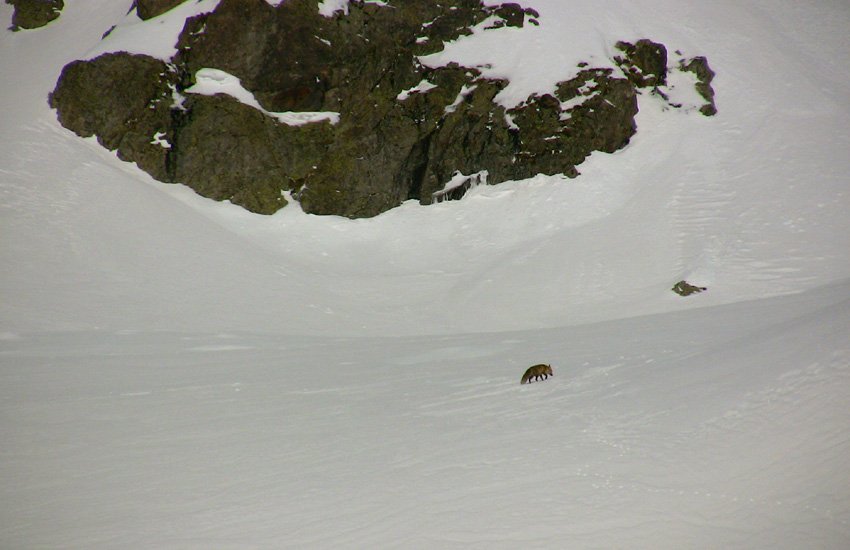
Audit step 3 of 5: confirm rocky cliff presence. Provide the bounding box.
[48,0,716,218]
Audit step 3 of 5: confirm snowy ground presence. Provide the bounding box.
[1,0,849,548]
[2,285,849,549]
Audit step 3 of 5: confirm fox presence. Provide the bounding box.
[521,363,553,384]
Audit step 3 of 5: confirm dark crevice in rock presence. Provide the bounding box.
[432,171,487,203]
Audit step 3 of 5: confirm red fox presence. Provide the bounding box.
[521,363,553,384]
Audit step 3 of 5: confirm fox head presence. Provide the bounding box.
[543,364,553,375]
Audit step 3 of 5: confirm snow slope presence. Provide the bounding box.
[2,284,849,549]
[1,0,849,548]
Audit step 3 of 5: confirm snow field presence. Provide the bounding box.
[2,280,849,548]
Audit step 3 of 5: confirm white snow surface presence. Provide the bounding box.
[1,0,849,548]
[84,0,222,61]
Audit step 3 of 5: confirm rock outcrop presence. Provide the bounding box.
[680,56,717,116]
[614,39,668,88]
[49,0,715,218]
[49,53,178,181]
[6,0,63,30]
[133,0,187,20]
[672,280,707,296]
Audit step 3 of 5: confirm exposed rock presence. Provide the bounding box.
[6,0,63,31]
[49,0,714,218]
[616,41,717,117]
[614,39,667,88]
[552,69,638,155]
[133,0,187,20]
[680,56,717,116]
[169,93,334,214]
[418,73,519,201]
[174,0,322,113]
[47,51,336,215]
[432,171,488,203]
[48,52,177,182]
[490,3,538,28]
[672,280,707,296]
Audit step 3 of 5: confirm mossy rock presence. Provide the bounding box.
[49,0,712,218]
[672,280,707,296]
[7,0,63,31]
[49,53,178,182]
[614,39,668,88]
[133,0,187,20]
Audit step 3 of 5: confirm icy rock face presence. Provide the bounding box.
[48,0,709,218]
[6,0,63,31]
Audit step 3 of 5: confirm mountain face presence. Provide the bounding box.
[48,0,715,218]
